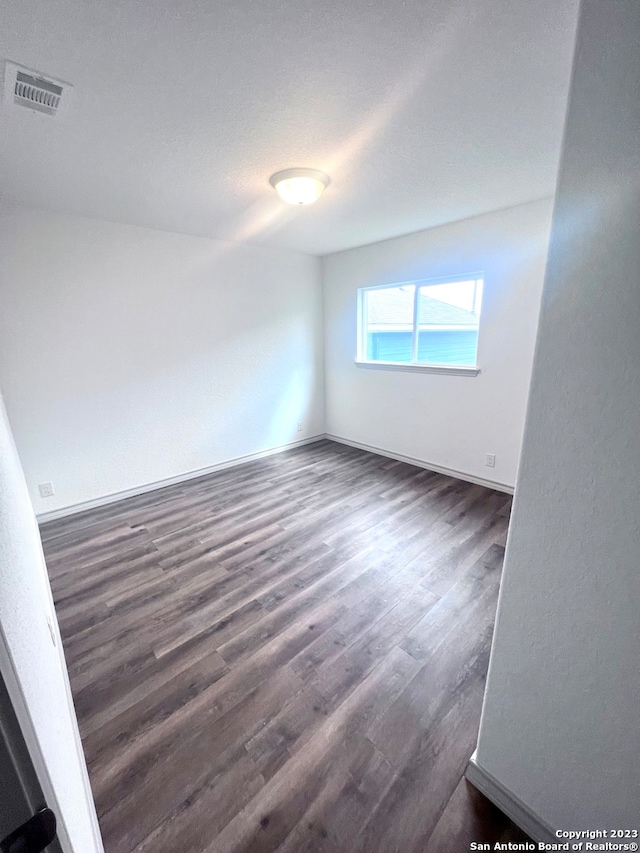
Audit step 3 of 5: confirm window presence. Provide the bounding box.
[357,275,484,372]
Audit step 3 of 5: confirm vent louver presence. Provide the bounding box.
[3,62,72,117]
[15,71,62,115]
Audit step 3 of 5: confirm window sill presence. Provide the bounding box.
[354,360,480,377]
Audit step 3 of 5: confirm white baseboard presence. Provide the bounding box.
[325,434,514,495]
[465,753,556,843]
[37,435,326,524]
[37,432,513,525]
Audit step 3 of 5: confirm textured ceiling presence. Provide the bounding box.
[0,0,579,256]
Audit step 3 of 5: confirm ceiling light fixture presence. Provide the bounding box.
[269,168,330,206]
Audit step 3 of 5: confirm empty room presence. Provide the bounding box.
[1,1,638,852]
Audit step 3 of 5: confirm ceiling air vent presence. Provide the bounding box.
[3,61,73,117]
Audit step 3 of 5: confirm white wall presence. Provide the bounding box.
[474,0,640,830]
[0,208,324,516]
[321,198,553,489]
[0,394,103,853]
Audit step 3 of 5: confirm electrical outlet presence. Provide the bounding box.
[38,482,55,498]
[297,422,303,432]
[485,453,496,468]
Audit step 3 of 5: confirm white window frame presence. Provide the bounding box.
[356,273,483,376]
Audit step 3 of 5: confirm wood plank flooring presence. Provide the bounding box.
[41,440,529,853]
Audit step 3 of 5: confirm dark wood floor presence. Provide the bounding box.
[41,440,529,853]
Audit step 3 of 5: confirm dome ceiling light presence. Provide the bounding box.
[269,168,330,206]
